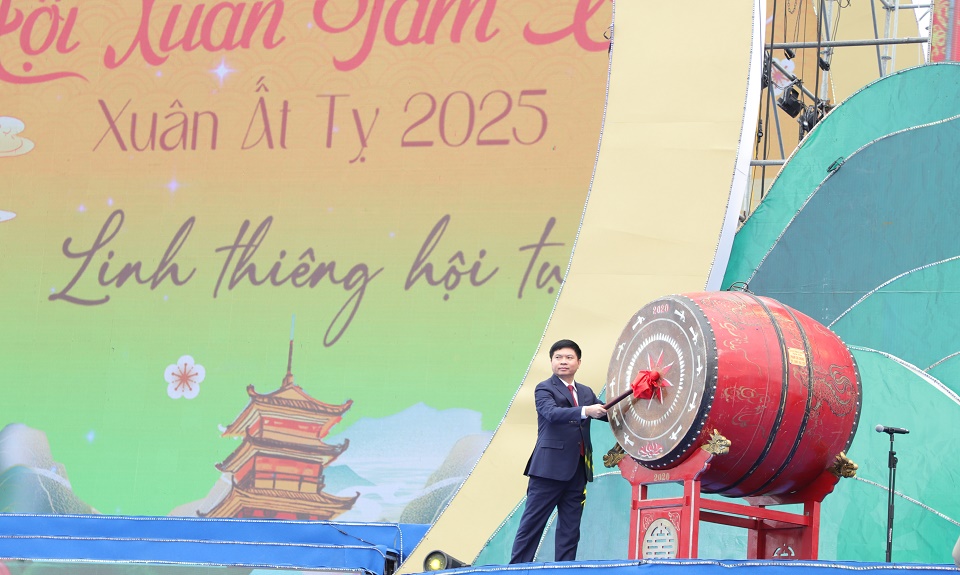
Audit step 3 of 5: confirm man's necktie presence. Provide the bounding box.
[567,384,578,406]
[568,384,584,455]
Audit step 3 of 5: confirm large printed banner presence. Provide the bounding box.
[931,0,960,61]
[0,0,611,521]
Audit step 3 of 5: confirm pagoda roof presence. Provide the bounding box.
[222,382,353,437]
[216,434,349,473]
[200,484,359,519]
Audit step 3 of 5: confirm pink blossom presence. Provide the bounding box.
[165,355,205,399]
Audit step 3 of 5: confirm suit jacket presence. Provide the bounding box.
[523,374,604,482]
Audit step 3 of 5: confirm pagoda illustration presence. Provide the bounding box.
[202,334,358,520]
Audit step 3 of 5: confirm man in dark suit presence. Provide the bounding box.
[510,339,608,563]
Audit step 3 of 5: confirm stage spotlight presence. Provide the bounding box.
[783,47,796,59]
[798,105,820,133]
[761,54,771,89]
[423,550,468,571]
[818,56,831,71]
[777,87,804,118]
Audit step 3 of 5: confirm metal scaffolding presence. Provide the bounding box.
[747,0,931,217]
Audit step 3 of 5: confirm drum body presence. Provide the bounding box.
[607,292,861,497]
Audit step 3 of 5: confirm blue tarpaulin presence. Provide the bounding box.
[0,514,429,573]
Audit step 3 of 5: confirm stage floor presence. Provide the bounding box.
[1,514,956,575]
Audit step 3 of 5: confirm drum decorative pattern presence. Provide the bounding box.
[607,292,861,497]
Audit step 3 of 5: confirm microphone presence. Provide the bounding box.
[875,424,909,435]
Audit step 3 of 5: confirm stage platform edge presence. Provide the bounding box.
[0,513,430,574]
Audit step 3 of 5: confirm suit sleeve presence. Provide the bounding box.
[583,386,609,422]
[534,382,581,424]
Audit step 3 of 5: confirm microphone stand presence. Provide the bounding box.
[885,432,898,563]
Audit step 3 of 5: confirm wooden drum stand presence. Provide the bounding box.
[604,432,858,560]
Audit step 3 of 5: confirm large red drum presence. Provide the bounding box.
[607,291,861,497]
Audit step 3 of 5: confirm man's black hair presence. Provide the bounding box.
[549,339,581,360]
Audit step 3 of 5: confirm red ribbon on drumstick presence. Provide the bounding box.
[602,370,662,409]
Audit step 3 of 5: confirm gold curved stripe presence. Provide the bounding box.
[399,2,761,569]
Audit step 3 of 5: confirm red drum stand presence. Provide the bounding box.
[612,438,856,560]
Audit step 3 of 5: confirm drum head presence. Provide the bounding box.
[606,295,718,469]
